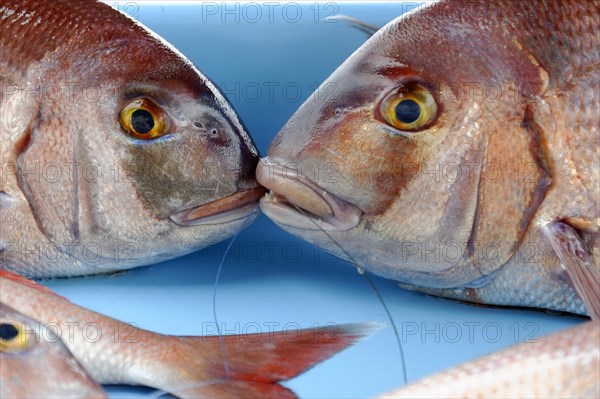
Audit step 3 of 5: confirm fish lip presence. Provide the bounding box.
[257,157,362,232]
[169,186,266,226]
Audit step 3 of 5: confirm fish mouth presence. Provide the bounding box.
[257,157,362,231]
[170,186,266,226]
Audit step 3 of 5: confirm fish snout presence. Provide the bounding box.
[165,106,264,227]
[234,134,263,191]
[256,157,362,231]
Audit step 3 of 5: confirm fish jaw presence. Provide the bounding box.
[257,158,362,231]
[170,186,265,226]
[0,0,262,277]
[0,303,106,399]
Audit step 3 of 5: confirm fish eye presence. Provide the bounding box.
[379,82,438,131]
[119,98,170,139]
[0,322,31,353]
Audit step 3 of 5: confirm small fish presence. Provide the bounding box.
[257,0,599,317]
[379,320,600,398]
[0,0,264,277]
[0,270,377,398]
[0,302,106,399]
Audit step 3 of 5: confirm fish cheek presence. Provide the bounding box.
[122,133,237,218]
[300,113,422,215]
[462,100,550,278]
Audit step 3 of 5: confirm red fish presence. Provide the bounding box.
[0,270,377,398]
[1,0,264,277]
[380,320,600,398]
[257,0,599,317]
[257,0,599,396]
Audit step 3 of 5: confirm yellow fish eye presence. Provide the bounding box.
[379,82,438,131]
[119,98,169,139]
[0,322,31,352]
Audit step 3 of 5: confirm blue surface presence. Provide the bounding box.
[43,2,583,398]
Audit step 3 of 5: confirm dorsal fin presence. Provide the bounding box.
[325,15,380,38]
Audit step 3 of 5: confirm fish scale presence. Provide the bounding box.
[0,271,376,398]
[1,0,264,277]
[0,302,107,398]
[258,0,599,315]
[257,0,599,395]
[0,2,381,397]
[379,320,599,398]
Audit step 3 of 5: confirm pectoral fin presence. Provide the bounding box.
[542,221,600,320]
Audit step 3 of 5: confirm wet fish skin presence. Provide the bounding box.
[0,271,377,398]
[258,2,600,395]
[257,0,599,315]
[0,302,106,399]
[379,320,600,398]
[0,0,263,277]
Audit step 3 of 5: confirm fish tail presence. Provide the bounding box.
[143,323,381,398]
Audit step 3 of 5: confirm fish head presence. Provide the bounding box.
[13,2,263,275]
[258,3,549,288]
[0,303,106,398]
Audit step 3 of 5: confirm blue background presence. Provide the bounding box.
[44,2,583,398]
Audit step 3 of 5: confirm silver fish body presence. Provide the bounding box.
[380,320,600,398]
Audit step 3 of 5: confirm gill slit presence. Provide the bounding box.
[465,140,486,259]
[14,110,53,245]
[292,204,408,386]
[517,105,552,238]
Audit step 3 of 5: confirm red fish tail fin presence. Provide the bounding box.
[144,323,382,398]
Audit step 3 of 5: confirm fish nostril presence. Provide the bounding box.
[194,121,219,136]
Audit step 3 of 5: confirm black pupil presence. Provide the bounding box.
[131,109,155,134]
[394,99,421,124]
[0,323,19,341]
